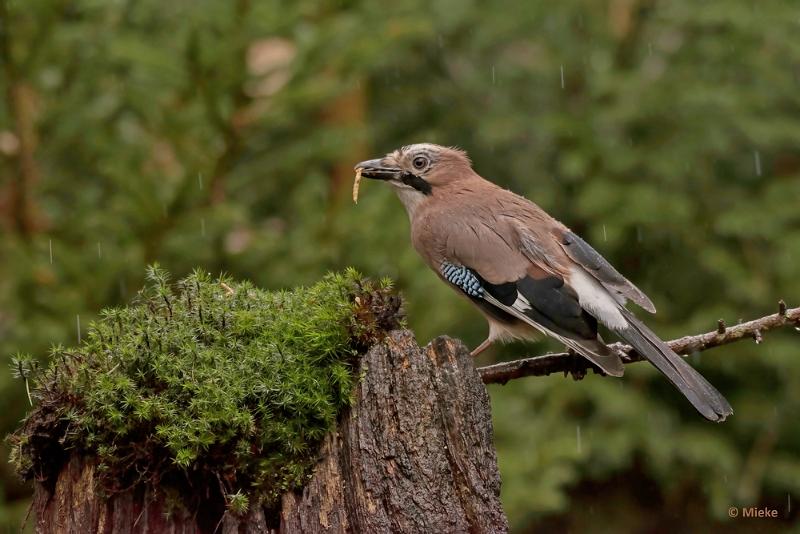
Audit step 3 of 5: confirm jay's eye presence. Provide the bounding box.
[412,156,428,170]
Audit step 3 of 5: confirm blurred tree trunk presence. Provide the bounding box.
[0,0,43,237]
[322,82,368,204]
[32,330,508,534]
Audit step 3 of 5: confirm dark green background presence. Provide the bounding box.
[1,0,798,531]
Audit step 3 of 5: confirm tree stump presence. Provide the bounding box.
[32,330,508,533]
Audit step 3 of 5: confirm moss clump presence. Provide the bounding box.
[8,266,401,508]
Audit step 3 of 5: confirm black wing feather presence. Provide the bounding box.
[474,271,599,342]
[440,261,624,376]
[559,231,656,313]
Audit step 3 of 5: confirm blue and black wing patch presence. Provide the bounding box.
[440,261,623,375]
[440,261,598,341]
[440,263,484,297]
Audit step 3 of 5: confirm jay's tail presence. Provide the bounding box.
[615,308,733,422]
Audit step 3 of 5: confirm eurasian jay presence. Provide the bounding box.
[355,143,732,422]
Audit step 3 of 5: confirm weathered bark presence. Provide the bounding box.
[32,330,508,533]
[33,456,199,534]
[280,331,507,533]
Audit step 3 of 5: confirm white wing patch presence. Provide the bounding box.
[569,267,628,330]
[513,293,532,311]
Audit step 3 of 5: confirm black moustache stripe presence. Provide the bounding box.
[400,172,432,195]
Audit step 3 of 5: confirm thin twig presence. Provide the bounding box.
[479,303,800,385]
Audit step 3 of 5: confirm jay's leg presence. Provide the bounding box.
[471,337,493,357]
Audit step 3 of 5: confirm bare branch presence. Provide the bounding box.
[479,303,800,385]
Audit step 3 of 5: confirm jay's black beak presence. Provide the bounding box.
[354,159,402,180]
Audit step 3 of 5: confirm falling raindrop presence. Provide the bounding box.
[76,315,81,343]
[97,242,103,260]
[576,425,582,454]
[491,66,496,85]
[560,65,565,89]
[602,225,607,242]
[49,239,53,264]
[201,218,206,237]
[788,494,792,516]
[754,150,762,176]
[198,172,204,189]
[637,227,643,242]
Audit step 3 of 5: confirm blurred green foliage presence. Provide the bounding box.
[0,0,798,531]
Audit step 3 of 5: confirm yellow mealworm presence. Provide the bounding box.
[353,167,363,204]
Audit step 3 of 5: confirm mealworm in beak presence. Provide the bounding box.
[353,167,362,204]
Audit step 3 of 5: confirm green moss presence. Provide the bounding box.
[227,490,250,516]
[8,265,402,507]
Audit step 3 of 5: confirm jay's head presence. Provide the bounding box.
[355,144,473,203]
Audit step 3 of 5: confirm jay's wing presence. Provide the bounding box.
[556,230,656,313]
[436,216,625,376]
